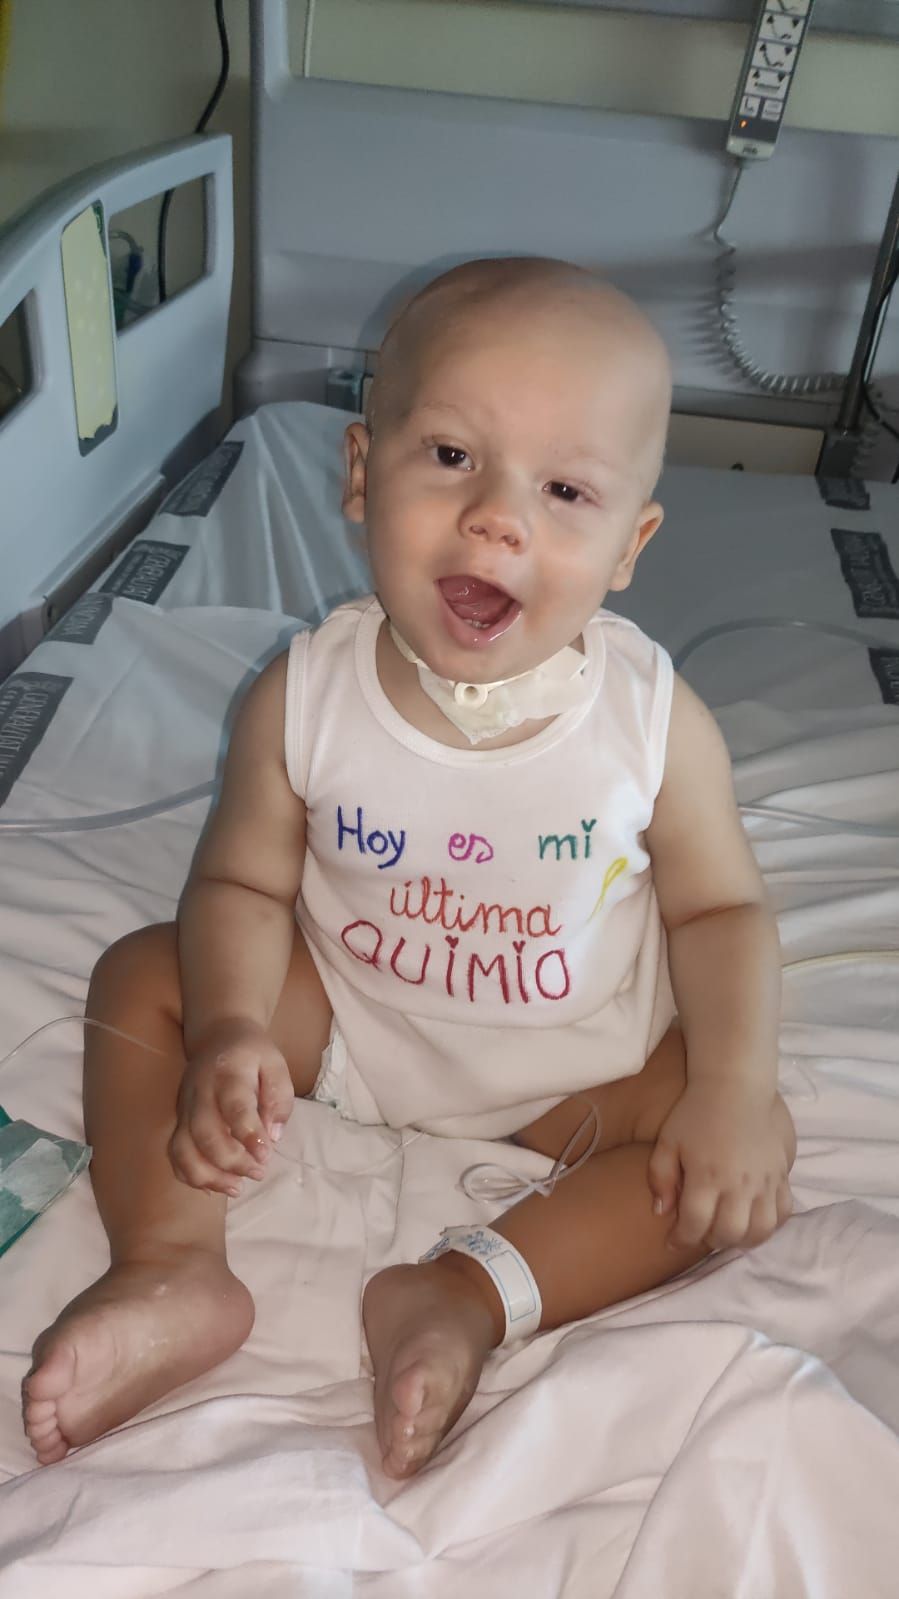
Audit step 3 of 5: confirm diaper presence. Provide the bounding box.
[311,1022,384,1126]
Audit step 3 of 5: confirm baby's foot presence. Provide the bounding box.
[22,1248,254,1465]
[363,1257,502,1479]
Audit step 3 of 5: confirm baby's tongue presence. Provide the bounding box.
[438,575,510,625]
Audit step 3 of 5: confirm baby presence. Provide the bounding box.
[22,258,795,1479]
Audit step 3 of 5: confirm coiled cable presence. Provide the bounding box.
[712,161,847,399]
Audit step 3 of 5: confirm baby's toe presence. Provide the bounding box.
[389,1360,428,1422]
[383,1416,443,1478]
[36,1435,69,1466]
[23,1396,56,1428]
[23,1394,68,1462]
[383,1374,458,1476]
[25,1414,59,1443]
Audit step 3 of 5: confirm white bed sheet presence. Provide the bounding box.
[90,400,899,672]
[0,404,897,1596]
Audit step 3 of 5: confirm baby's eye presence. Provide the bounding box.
[546,480,583,504]
[433,443,472,470]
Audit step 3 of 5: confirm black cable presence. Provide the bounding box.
[157,0,230,305]
[863,385,899,485]
[862,384,899,445]
[856,260,897,402]
[859,261,899,481]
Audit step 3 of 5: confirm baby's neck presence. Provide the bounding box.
[375,622,561,751]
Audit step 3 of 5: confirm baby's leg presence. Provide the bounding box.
[364,1030,793,1478]
[23,921,331,1465]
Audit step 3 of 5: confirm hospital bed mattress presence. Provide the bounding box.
[71,399,899,674]
[0,402,898,1597]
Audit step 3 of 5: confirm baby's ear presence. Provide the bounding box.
[607,501,663,591]
[342,422,371,523]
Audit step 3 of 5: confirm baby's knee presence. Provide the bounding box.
[89,922,180,1015]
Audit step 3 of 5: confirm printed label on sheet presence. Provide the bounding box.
[160,441,244,517]
[100,541,189,604]
[831,529,899,620]
[47,593,113,645]
[0,673,72,807]
[818,477,871,512]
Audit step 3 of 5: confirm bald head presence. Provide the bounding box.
[367,257,672,494]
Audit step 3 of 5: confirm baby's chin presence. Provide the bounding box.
[382,582,591,684]
[426,633,586,687]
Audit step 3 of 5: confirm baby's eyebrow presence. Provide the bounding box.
[408,400,468,421]
[407,404,631,483]
[546,447,621,481]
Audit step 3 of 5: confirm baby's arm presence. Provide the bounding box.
[170,652,307,1193]
[645,676,794,1251]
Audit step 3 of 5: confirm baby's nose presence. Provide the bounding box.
[461,479,530,548]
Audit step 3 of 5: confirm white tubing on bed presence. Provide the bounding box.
[740,804,899,838]
[1,619,895,836]
[0,1018,607,1203]
[0,1014,421,1183]
[673,617,899,674]
[4,966,898,1202]
[0,781,216,834]
[460,1101,600,1204]
[2,787,893,841]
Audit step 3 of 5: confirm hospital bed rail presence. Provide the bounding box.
[0,133,233,678]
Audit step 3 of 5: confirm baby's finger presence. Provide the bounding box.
[647,1137,680,1217]
[190,1104,267,1178]
[706,1191,753,1250]
[168,1126,245,1197]
[258,1061,295,1142]
[776,1178,794,1227]
[744,1189,779,1248]
[216,1086,269,1158]
[668,1176,718,1250]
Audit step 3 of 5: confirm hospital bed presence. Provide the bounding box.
[1,1,898,1592]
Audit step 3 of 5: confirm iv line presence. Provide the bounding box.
[673,616,899,673]
[0,618,895,837]
[0,1014,601,1203]
[0,1014,417,1185]
[0,782,216,835]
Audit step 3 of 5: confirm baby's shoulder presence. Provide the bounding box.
[311,594,377,639]
[237,646,291,738]
[590,606,669,679]
[288,594,377,670]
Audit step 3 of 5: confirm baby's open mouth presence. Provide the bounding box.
[437,575,519,631]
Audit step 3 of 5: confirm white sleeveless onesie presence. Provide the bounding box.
[285,596,675,1139]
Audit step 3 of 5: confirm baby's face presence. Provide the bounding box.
[344,295,668,683]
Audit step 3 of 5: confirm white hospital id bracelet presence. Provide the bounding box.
[420,1225,543,1344]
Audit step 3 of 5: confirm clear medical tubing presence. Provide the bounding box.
[0,1017,600,1203]
[675,616,899,839]
[672,616,899,674]
[2,618,895,838]
[0,782,216,835]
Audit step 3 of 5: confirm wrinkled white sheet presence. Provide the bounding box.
[95,401,899,670]
[1,416,898,1595]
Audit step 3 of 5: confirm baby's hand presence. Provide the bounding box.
[648,1079,795,1252]
[168,1020,295,1197]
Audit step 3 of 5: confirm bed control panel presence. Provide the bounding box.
[727,0,815,161]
